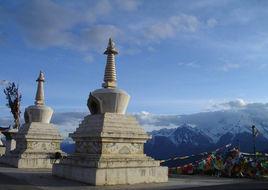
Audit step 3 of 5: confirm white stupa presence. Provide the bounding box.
[52,39,168,185]
[0,71,62,168]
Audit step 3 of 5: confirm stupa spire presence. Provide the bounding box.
[102,38,118,88]
[35,71,45,105]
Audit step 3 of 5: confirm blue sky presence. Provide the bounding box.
[1,0,268,115]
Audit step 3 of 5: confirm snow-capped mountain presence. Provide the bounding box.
[136,102,268,143]
[145,124,215,159]
[145,123,268,160]
[168,124,213,145]
[140,102,268,159]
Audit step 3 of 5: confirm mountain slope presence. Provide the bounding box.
[145,124,215,160]
[145,126,268,160]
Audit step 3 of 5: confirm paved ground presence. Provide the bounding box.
[0,164,268,190]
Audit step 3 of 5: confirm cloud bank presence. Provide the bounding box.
[1,99,268,142]
[1,1,216,53]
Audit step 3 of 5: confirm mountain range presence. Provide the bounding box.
[2,100,268,161]
[140,101,268,160]
[145,125,268,160]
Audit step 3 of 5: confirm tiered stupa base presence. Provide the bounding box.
[52,113,168,185]
[0,122,62,168]
[53,160,167,185]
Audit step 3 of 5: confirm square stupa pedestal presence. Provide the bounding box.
[52,113,168,185]
[0,122,62,168]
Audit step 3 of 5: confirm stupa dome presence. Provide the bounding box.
[24,71,53,123]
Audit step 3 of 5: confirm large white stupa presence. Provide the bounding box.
[52,39,168,185]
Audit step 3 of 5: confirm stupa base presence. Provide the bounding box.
[53,164,168,185]
[0,153,58,168]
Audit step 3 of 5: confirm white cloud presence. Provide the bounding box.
[13,0,79,48]
[5,0,263,63]
[143,14,200,41]
[78,25,123,52]
[136,111,158,124]
[206,18,217,28]
[141,111,150,115]
[51,112,86,138]
[212,99,247,110]
[221,63,240,71]
[223,99,247,108]
[142,123,178,132]
[145,22,176,40]
[1,1,222,58]
[4,0,121,52]
[177,61,200,68]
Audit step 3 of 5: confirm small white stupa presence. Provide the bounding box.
[0,71,62,168]
[52,39,168,185]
